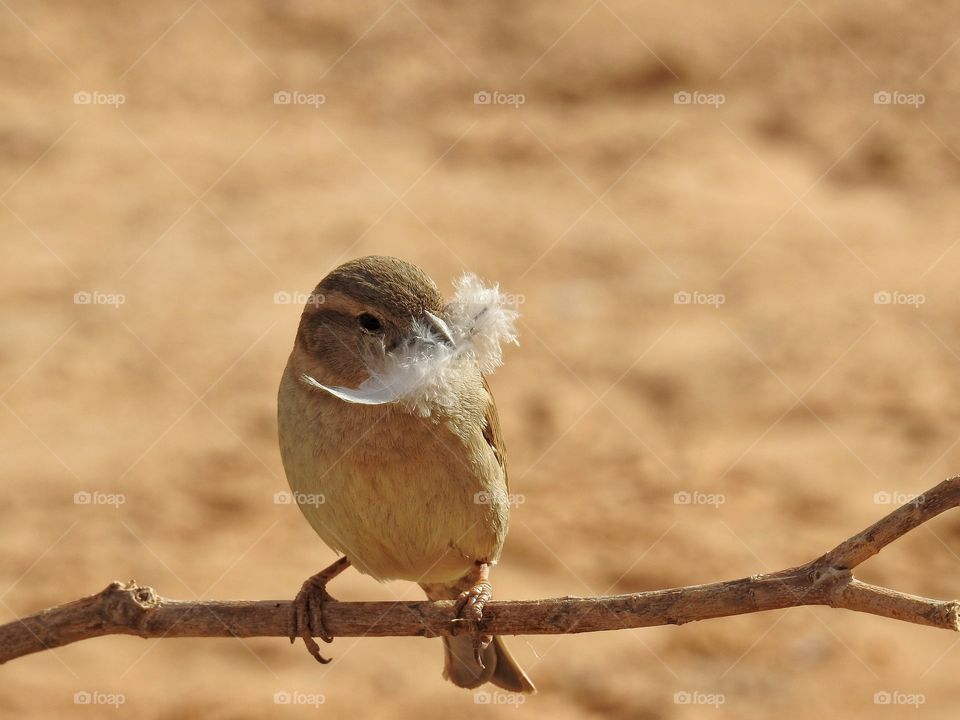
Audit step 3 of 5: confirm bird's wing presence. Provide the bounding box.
[481,375,508,492]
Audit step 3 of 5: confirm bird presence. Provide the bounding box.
[277,255,535,693]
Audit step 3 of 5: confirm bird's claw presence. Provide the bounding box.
[289,577,336,664]
[453,581,493,667]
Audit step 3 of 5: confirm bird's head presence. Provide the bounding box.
[294,255,456,389]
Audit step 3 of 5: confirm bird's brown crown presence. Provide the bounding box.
[316,256,444,319]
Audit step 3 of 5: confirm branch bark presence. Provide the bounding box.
[3,476,960,665]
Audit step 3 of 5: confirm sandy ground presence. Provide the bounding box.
[3,1,960,718]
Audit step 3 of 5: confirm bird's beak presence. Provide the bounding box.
[423,310,456,346]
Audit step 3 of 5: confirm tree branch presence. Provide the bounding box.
[3,476,960,665]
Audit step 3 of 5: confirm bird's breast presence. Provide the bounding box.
[278,364,508,584]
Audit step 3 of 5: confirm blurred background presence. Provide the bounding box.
[3,1,960,717]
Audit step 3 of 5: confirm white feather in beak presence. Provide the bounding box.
[302,273,519,416]
[423,310,456,347]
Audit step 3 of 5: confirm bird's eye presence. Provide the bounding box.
[357,313,382,332]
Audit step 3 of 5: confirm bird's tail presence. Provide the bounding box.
[420,581,536,694]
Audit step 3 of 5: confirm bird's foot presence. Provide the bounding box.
[454,580,493,622]
[288,556,350,664]
[452,575,494,667]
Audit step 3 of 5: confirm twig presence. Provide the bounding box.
[3,476,960,665]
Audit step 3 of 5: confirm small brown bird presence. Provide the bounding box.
[278,255,534,692]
